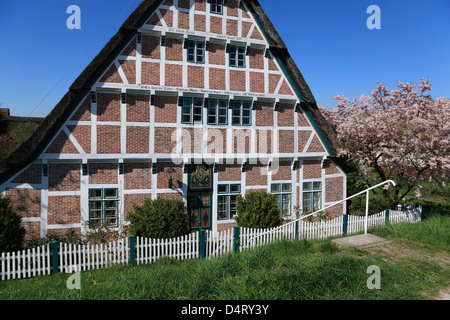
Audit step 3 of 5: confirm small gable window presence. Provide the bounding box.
[187,40,205,64]
[211,0,224,14]
[229,45,246,68]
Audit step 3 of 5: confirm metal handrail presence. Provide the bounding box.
[247,179,396,242]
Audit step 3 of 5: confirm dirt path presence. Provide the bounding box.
[340,239,450,300]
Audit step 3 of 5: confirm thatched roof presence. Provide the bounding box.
[0,0,346,182]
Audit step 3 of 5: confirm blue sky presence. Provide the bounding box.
[0,0,449,117]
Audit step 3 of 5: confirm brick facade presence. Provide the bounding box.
[0,0,346,240]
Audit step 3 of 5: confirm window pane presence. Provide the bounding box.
[232,101,241,125]
[208,100,217,124]
[105,189,118,199]
[313,182,322,190]
[187,41,195,62]
[182,98,192,123]
[230,185,241,193]
[271,184,281,193]
[193,98,203,123]
[230,195,237,217]
[303,193,312,213]
[89,189,102,199]
[196,42,204,63]
[313,191,322,211]
[218,185,229,193]
[303,182,312,191]
[218,196,228,219]
[282,194,291,216]
[218,100,228,124]
[282,184,291,192]
[229,47,237,67]
[238,47,245,67]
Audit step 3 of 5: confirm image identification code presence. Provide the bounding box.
[181,304,270,317]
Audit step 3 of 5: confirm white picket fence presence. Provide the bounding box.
[135,232,199,264]
[0,206,422,281]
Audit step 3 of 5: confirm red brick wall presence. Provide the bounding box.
[277,103,294,127]
[325,177,344,202]
[49,163,80,191]
[89,162,118,185]
[303,160,322,179]
[142,62,160,85]
[208,43,226,65]
[207,129,227,154]
[165,64,183,87]
[246,163,268,186]
[97,126,121,154]
[155,95,178,123]
[12,164,42,185]
[157,163,183,189]
[124,193,151,220]
[126,94,150,122]
[255,101,274,127]
[97,93,120,122]
[124,162,152,190]
[154,127,177,154]
[188,66,205,88]
[218,164,241,181]
[48,196,80,225]
[5,188,41,218]
[278,130,295,154]
[230,70,246,92]
[209,68,226,90]
[67,125,91,154]
[142,35,160,59]
[166,38,183,61]
[126,126,149,154]
[271,161,291,181]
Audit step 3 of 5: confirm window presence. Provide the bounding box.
[187,40,205,64]
[218,184,241,220]
[182,97,203,124]
[271,183,292,217]
[229,45,246,68]
[303,181,322,214]
[89,188,119,228]
[207,99,228,125]
[211,0,223,14]
[231,100,252,126]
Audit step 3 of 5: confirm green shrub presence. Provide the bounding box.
[403,199,450,218]
[235,190,282,229]
[348,191,390,216]
[0,195,25,252]
[128,197,190,239]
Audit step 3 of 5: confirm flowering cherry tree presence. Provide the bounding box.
[320,78,450,206]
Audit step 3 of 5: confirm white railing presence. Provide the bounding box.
[246,180,397,245]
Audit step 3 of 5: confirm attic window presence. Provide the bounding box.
[211,0,223,14]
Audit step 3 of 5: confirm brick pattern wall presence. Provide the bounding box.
[89,162,118,185]
[5,188,41,218]
[124,162,152,190]
[218,164,241,182]
[246,163,268,186]
[48,196,80,225]
[155,95,178,123]
[302,160,322,180]
[11,164,42,185]
[49,163,80,191]
[126,94,150,122]
[271,161,291,181]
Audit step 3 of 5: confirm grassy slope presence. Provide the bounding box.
[0,216,448,300]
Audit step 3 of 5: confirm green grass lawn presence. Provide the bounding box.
[0,216,448,301]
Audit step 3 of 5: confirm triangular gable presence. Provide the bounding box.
[0,0,342,182]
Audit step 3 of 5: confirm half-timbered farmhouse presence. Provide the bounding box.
[0,0,348,243]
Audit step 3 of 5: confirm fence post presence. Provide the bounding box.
[51,241,58,275]
[385,209,390,225]
[129,235,135,266]
[199,230,206,259]
[294,221,299,239]
[233,226,240,253]
[343,214,348,236]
